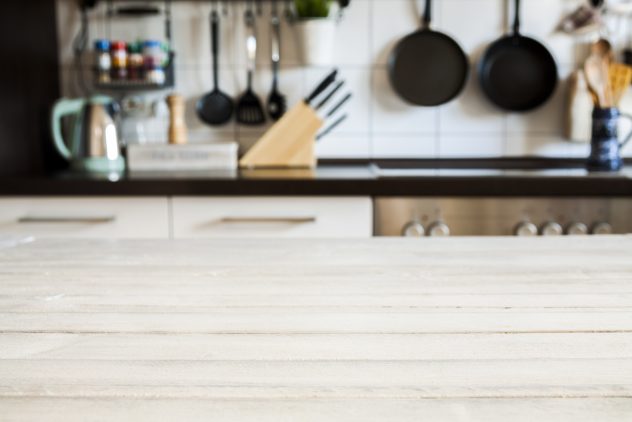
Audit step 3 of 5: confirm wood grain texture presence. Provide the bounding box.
[1,236,631,421]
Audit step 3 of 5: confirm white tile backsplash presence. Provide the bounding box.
[56,0,601,159]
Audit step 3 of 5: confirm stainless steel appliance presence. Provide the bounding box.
[374,197,632,237]
[51,95,124,174]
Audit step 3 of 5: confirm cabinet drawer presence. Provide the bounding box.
[0,197,169,239]
[172,197,372,238]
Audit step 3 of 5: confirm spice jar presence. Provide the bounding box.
[142,40,163,70]
[146,65,166,85]
[128,42,144,81]
[111,41,128,80]
[94,39,111,84]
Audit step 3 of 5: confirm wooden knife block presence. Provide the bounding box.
[239,102,323,169]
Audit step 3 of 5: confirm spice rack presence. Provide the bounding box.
[91,0,176,93]
[94,52,176,92]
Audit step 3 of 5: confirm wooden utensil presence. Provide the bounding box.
[584,38,614,107]
[608,62,632,107]
[566,69,594,142]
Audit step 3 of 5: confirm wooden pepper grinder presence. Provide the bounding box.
[167,94,188,145]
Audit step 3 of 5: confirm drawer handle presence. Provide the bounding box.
[219,217,317,224]
[18,216,116,224]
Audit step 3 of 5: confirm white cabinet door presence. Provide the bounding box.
[172,197,373,238]
[0,197,169,239]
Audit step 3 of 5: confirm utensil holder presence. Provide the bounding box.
[239,102,323,169]
[587,107,632,172]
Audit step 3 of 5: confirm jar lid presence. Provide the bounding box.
[94,39,110,51]
[143,40,161,48]
[111,41,127,50]
[128,42,142,54]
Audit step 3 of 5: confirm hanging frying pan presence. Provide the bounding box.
[388,0,469,106]
[478,0,558,111]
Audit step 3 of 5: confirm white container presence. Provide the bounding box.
[127,143,238,172]
[294,18,337,66]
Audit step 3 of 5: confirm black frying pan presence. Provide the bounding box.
[478,0,558,111]
[388,0,469,106]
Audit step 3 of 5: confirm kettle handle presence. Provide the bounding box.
[51,98,86,160]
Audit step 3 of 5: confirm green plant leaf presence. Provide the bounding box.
[294,0,332,18]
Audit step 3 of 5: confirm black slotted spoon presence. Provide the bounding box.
[267,1,286,120]
[236,7,266,125]
[196,8,233,126]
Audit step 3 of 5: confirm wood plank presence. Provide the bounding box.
[1,398,631,422]
[1,310,631,334]
[2,333,631,360]
[1,238,631,420]
[1,359,632,399]
[2,294,632,312]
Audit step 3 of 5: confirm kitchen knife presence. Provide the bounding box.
[315,80,346,110]
[316,114,348,141]
[304,69,338,105]
[325,93,352,118]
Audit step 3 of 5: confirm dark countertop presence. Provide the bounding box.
[2,159,632,197]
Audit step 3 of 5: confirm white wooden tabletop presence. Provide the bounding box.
[1,236,631,421]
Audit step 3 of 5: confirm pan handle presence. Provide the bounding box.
[422,0,432,29]
[512,0,521,35]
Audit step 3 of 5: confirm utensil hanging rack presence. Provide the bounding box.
[82,0,176,93]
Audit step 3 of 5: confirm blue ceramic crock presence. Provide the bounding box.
[587,107,632,172]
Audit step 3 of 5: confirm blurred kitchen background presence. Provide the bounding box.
[54,0,632,160]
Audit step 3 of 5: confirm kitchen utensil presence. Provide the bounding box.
[51,95,124,173]
[197,9,234,126]
[267,2,286,120]
[388,0,469,106]
[609,63,632,106]
[584,43,612,107]
[239,69,338,168]
[478,0,558,111]
[566,69,594,142]
[588,107,632,171]
[315,80,345,110]
[325,92,352,118]
[316,113,348,141]
[305,69,339,105]
[236,7,266,125]
[593,38,614,62]
[167,94,188,145]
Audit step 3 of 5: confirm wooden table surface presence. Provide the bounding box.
[1,236,631,421]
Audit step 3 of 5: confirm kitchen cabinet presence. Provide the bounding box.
[0,196,372,240]
[172,197,372,238]
[0,197,169,239]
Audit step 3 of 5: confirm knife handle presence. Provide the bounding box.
[304,69,338,105]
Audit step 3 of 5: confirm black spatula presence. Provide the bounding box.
[236,8,266,126]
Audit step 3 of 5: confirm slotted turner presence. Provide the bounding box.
[236,7,266,125]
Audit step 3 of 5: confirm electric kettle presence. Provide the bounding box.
[51,95,124,173]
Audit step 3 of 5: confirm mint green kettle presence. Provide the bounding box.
[51,96,125,173]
